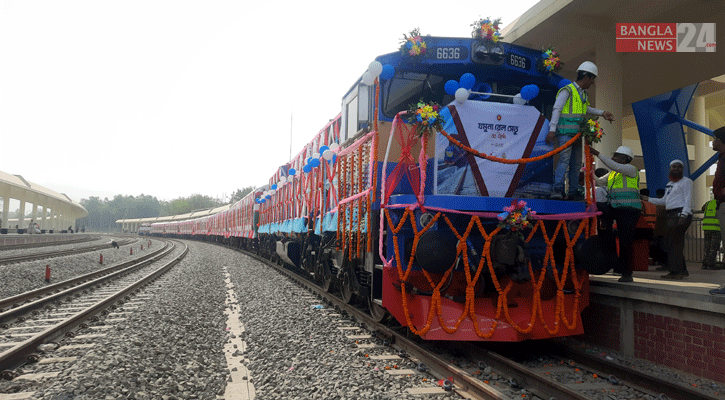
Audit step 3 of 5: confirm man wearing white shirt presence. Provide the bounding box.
[646,160,693,279]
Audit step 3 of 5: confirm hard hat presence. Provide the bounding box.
[614,146,634,159]
[577,61,598,77]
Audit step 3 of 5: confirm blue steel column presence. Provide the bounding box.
[632,85,698,193]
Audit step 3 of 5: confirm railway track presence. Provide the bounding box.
[0,238,136,265]
[236,245,723,400]
[0,240,188,380]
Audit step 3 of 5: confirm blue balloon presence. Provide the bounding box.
[381,64,395,80]
[310,158,320,168]
[520,84,540,101]
[319,146,329,153]
[303,164,312,173]
[460,73,476,90]
[478,82,492,100]
[265,195,271,199]
[331,154,337,164]
[558,78,572,89]
[288,168,296,176]
[444,80,460,96]
[271,184,277,190]
[306,157,313,164]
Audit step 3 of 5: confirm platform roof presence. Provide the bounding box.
[0,170,87,217]
[501,0,725,106]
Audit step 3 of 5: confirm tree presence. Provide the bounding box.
[230,186,255,203]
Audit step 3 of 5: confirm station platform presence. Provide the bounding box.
[0,233,92,249]
[581,262,725,383]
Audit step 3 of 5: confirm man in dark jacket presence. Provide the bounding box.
[709,126,725,294]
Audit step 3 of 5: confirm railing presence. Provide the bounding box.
[683,211,722,264]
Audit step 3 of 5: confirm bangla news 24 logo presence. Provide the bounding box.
[616,23,716,52]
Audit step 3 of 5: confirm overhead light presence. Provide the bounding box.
[474,44,489,57]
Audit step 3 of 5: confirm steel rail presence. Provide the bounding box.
[0,238,136,265]
[0,242,174,324]
[237,248,512,400]
[551,341,723,400]
[0,240,187,373]
[452,342,592,400]
[0,241,169,312]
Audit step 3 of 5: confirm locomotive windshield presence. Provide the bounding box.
[381,71,556,121]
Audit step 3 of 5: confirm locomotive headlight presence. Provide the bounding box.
[415,230,459,274]
[474,43,489,57]
[490,45,504,55]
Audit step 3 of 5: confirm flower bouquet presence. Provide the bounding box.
[497,200,535,233]
[537,47,563,75]
[471,17,503,42]
[407,100,444,137]
[579,117,604,144]
[399,28,428,58]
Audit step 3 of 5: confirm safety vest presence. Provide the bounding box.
[607,172,642,210]
[703,199,720,231]
[556,83,590,136]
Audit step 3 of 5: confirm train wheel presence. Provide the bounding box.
[321,272,333,292]
[317,254,335,292]
[341,271,357,304]
[367,297,388,323]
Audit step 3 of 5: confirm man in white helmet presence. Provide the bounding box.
[546,61,615,200]
[589,145,641,282]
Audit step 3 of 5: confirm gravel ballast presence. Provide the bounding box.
[3,239,721,399]
[8,240,460,400]
[0,237,150,300]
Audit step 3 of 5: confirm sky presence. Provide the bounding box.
[0,0,539,203]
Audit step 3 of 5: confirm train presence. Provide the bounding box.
[150,31,603,341]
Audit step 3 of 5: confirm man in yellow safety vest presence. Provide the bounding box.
[590,145,641,282]
[701,198,722,270]
[546,61,615,200]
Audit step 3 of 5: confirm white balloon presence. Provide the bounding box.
[329,143,340,152]
[313,152,320,159]
[279,176,286,184]
[270,189,276,195]
[362,71,375,86]
[322,149,334,160]
[368,60,383,76]
[455,88,469,104]
[513,93,526,105]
